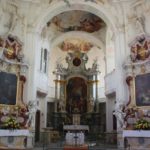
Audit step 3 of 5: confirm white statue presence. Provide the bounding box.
[113,102,126,129]
[58,99,65,112]
[26,101,37,128]
[88,97,94,112]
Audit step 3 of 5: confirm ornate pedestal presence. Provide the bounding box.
[0,130,33,149]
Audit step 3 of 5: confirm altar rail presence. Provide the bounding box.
[33,131,117,149]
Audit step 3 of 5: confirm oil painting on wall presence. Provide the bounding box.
[0,72,17,105]
[135,73,150,106]
[66,77,87,113]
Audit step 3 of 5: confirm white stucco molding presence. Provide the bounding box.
[51,31,104,50]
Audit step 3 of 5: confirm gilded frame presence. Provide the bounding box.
[129,73,150,108]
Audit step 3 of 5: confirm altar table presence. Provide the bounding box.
[0,130,33,149]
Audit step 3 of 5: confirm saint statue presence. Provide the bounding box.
[113,102,126,129]
[25,101,37,128]
[88,97,94,112]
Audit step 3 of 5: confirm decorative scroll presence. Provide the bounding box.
[129,34,150,62]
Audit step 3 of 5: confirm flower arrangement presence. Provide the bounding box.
[3,117,20,130]
[134,119,150,130]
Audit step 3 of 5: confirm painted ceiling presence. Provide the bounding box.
[59,38,93,52]
[48,10,106,33]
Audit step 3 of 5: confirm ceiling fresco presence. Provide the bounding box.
[59,38,93,52]
[47,10,105,33]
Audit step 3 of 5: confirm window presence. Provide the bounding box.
[40,48,48,73]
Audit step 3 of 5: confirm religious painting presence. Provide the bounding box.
[135,73,150,106]
[0,72,17,105]
[59,38,93,52]
[49,10,105,33]
[66,77,87,113]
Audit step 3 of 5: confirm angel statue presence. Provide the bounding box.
[25,101,37,128]
[113,102,126,129]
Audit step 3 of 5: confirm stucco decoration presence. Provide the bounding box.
[53,51,100,76]
[129,34,150,62]
[0,35,23,62]
[48,0,106,5]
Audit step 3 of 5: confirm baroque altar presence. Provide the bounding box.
[114,34,150,149]
[53,51,100,114]
[0,35,34,149]
[51,51,100,135]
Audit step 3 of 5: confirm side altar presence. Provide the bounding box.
[0,130,33,149]
[0,35,34,149]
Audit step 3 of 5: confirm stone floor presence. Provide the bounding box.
[33,143,124,150]
[33,148,124,150]
[33,138,124,150]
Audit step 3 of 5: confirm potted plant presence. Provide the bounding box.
[2,116,20,130]
[134,118,150,130]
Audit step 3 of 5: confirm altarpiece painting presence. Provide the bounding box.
[135,73,150,106]
[66,77,87,113]
[0,72,17,105]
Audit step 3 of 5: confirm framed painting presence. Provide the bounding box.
[66,77,87,113]
[135,73,150,106]
[0,72,18,105]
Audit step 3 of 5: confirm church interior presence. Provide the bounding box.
[0,0,150,150]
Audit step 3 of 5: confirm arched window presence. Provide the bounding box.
[40,48,48,73]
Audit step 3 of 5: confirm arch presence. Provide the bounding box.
[51,31,105,50]
[66,74,88,82]
[34,1,117,34]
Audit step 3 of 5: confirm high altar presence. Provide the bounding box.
[52,51,100,145]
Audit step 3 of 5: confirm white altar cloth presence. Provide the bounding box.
[123,130,150,138]
[0,129,32,136]
[65,132,85,145]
